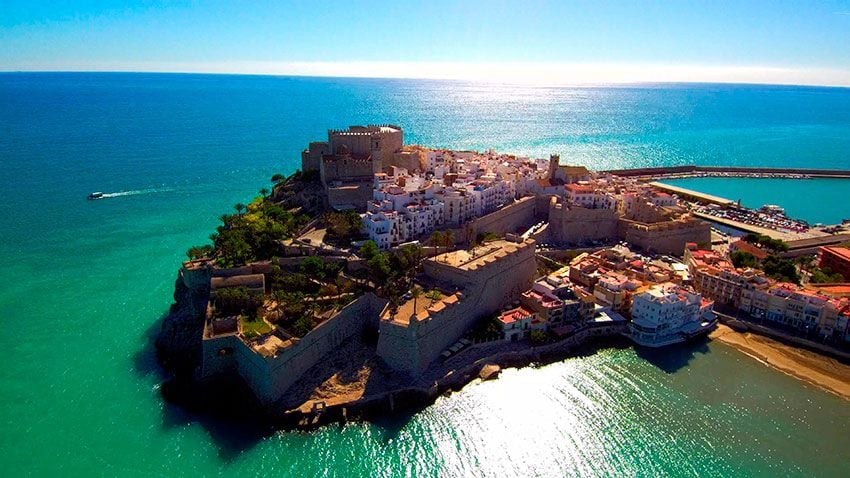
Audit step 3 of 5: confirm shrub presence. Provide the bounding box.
[186,244,214,260]
[213,287,264,317]
[359,240,380,260]
[730,250,759,268]
[530,329,549,345]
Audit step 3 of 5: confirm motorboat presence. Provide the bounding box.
[87,192,104,200]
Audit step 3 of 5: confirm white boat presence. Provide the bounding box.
[87,192,104,200]
[759,204,785,215]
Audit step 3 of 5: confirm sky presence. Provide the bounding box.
[2,0,850,86]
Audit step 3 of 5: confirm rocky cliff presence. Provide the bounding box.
[156,262,212,375]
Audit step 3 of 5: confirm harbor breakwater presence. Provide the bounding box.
[602,165,850,179]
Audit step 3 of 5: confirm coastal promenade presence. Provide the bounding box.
[603,165,850,179]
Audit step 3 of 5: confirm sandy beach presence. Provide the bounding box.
[711,324,850,400]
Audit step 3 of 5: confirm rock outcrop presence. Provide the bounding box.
[156,261,212,375]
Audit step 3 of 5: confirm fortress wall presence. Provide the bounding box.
[375,321,420,376]
[617,219,711,255]
[210,265,254,278]
[468,196,537,239]
[535,195,556,220]
[274,256,348,269]
[180,262,213,290]
[329,132,373,156]
[548,202,618,244]
[376,129,404,165]
[261,293,387,402]
[386,150,425,172]
[327,183,372,210]
[625,201,669,223]
[302,142,329,172]
[379,243,537,375]
[201,293,387,404]
[422,260,473,289]
[200,334,271,397]
[321,157,377,184]
[413,248,536,370]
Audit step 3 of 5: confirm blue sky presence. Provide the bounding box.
[2,1,850,85]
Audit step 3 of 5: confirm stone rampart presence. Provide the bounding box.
[547,200,618,244]
[327,183,372,210]
[617,218,710,255]
[468,196,537,240]
[378,241,537,375]
[201,293,388,404]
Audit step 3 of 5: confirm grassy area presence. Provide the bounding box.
[239,315,272,338]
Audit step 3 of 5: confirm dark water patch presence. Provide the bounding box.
[131,312,170,379]
[132,309,270,459]
[633,337,712,374]
[160,376,271,461]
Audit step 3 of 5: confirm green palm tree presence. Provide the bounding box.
[411,285,423,312]
[443,230,455,258]
[259,187,269,199]
[234,203,245,216]
[430,231,445,255]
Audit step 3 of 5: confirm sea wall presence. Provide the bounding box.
[201,293,388,404]
[602,165,850,179]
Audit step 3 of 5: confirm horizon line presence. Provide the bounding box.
[4,61,850,88]
[5,69,850,90]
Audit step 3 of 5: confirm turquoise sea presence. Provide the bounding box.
[661,177,850,225]
[2,73,850,476]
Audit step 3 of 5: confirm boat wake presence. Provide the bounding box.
[99,187,174,198]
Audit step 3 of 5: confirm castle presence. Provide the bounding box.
[302,125,404,210]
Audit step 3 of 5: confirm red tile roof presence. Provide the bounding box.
[499,307,533,325]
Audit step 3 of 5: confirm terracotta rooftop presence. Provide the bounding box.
[499,307,533,325]
[821,246,850,262]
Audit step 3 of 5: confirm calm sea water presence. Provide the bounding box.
[2,73,849,476]
[661,177,850,225]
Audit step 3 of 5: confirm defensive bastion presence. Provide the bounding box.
[376,238,537,375]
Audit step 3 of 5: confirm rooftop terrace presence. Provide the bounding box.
[428,239,533,271]
[381,290,462,326]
